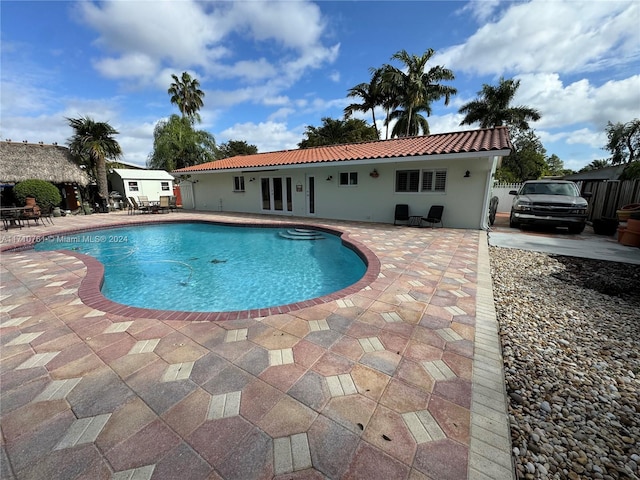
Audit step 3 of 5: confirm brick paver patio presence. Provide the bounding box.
[0,211,514,479]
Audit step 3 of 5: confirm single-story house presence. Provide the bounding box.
[173,127,512,229]
[0,140,90,210]
[109,168,175,202]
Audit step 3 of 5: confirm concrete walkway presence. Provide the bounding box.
[488,213,640,265]
[1,211,513,480]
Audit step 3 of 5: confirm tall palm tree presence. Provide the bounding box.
[458,77,541,130]
[373,65,400,140]
[67,116,122,208]
[383,49,456,137]
[388,101,432,137]
[344,75,382,140]
[168,71,205,123]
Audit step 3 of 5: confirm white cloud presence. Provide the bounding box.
[439,0,639,76]
[458,0,502,23]
[219,121,303,153]
[77,1,229,70]
[516,73,640,129]
[94,53,159,80]
[227,1,327,52]
[76,0,339,91]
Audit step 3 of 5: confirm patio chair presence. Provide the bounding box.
[122,197,134,215]
[2,209,23,230]
[158,195,170,213]
[129,197,148,214]
[40,205,55,225]
[137,196,151,212]
[421,205,444,228]
[394,204,410,225]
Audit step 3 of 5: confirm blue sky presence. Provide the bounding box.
[1,0,639,171]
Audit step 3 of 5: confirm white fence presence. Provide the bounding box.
[492,183,522,213]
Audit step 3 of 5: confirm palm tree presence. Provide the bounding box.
[344,81,380,140]
[387,100,433,137]
[168,71,205,123]
[67,116,122,209]
[382,49,456,137]
[458,77,541,130]
[373,65,400,140]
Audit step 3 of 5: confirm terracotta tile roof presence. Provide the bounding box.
[174,126,511,173]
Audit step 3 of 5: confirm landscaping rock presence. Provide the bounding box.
[490,247,640,480]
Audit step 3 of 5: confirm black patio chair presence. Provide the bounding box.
[421,205,444,228]
[394,204,410,225]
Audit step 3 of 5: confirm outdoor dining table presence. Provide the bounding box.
[0,206,34,230]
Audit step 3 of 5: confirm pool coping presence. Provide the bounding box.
[1,218,381,322]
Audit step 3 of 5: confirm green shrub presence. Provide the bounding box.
[619,161,640,180]
[14,179,62,207]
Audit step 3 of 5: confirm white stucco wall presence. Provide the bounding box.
[186,156,498,229]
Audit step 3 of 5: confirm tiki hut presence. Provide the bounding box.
[0,141,91,210]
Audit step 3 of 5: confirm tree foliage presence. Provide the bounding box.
[298,117,378,148]
[605,119,639,164]
[66,116,122,202]
[579,159,611,172]
[495,127,547,182]
[147,115,217,171]
[344,74,383,140]
[14,179,62,208]
[388,100,432,137]
[168,71,205,123]
[619,161,640,180]
[544,154,573,177]
[381,49,456,137]
[217,140,258,159]
[458,77,541,130]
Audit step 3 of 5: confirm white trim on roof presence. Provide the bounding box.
[112,168,174,180]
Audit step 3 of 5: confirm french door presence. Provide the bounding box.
[261,176,293,213]
[306,175,315,215]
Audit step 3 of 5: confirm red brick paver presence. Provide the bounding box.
[1,211,514,479]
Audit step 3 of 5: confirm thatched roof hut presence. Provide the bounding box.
[0,141,90,186]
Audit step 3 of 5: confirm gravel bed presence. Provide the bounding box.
[489,247,639,480]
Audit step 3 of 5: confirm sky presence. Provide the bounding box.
[1,0,639,172]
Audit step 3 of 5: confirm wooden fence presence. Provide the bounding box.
[580,179,640,220]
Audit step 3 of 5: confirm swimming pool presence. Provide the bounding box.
[35,222,367,312]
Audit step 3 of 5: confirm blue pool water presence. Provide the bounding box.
[35,223,366,312]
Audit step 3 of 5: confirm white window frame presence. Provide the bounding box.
[233,176,245,192]
[395,169,447,193]
[161,181,170,191]
[421,169,447,192]
[128,181,139,192]
[339,171,358,186]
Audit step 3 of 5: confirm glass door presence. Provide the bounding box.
[261,176,293,213]
[306,175,315,215]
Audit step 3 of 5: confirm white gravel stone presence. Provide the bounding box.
[490,247,640,480]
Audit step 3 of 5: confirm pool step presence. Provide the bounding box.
[279,229,325,240]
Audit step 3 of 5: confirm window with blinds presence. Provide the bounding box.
[422,170,447,192]
[395,170,420,192]
[395,169,447,193]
